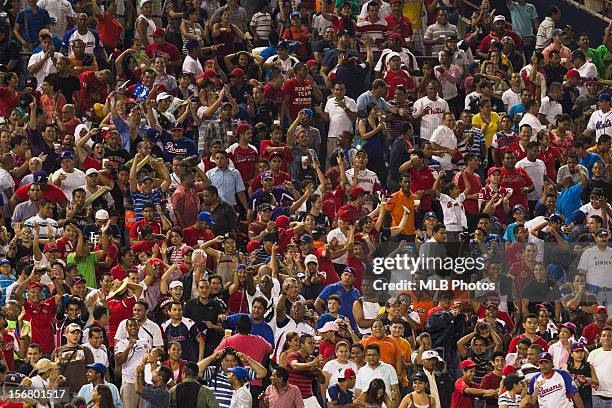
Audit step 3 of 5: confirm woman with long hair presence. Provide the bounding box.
[549,322,577,369]
[164,342,187,387]
[211,9,252,61]
[549,114,574,161]
[356,378,393,408]
[180,6,205,54]
[478,167,511,224]
[0,72,20,118]
[278,331,300,368]
[564,343,599,408]
[322,341,359,399]
[282,12,310,61]
[358,102,388,183]
[399,372,436,407]
[91,384,114,408]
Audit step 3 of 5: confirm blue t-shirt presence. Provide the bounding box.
[316,313,347,330]
[327,384,353,405]
[16,8,51,44]
[160,131,198,161]
[226,313,275,347]
[579,152,603,176]
[557,183,584,221]
[318,282,361,331]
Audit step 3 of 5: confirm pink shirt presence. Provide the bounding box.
[215,333,273,386]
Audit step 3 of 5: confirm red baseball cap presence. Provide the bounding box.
[152,28,165,38]
[459,359,477,370]
[595,305,608,314]
[566,69,580,79]
[350,186,366,199]
[236,123,251,136]
[231,68,245,78]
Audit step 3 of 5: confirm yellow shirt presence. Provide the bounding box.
[472,112,500,149]
[587,145,611,166]
[403,0,423,29]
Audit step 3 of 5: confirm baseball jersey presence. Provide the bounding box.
[586,109,612,142]
[412,96,449,141]
[528,370,577,408]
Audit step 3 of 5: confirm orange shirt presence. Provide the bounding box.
[391,335,412,387]
[384,189,416,235]
[361,335,402,367]
[406,291,434,326]
[588,145,611,166]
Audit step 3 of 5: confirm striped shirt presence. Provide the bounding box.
[202,366,256,408]
[250,12,273,41]
[130,188,163,221]
[498,391,521,407]
[287,351,317,399]
[356,17,388,52]
[423,22,459,55]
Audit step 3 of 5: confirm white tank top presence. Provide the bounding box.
[136,15,156,44]
[360,299,381,335]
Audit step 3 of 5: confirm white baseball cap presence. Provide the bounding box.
[422,350,443,361]
[95,209,109,220]
[304,254,318,265]
[493,15,506,23]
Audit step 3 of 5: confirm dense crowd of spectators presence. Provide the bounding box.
[0,0,607,407]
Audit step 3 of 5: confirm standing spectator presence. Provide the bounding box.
[354,344,400,406]
[115,317,152,408]
[535,6,561,51]
[169,361,220,408]
[423,8,459,56]
[412,81,450,142]
[14,0,52,50]
[51,323,95,395]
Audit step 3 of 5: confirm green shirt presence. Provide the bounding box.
[595,44,612,80]
[67,252,97,288]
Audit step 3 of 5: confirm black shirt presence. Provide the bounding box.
[202,202,237,236]
[521,279,561,314]
[543,63,568,86]
[50,73,81,104]
[184,297,226,356]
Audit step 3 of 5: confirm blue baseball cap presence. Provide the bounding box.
[512,204,526,214]
[424,211,438,220]
[303,108,314,118]
[545,212,564,224]
[539,352,553,362]
[236,264,247,270]
[597,92,611,102]
[33,170,48,184]
[228,366,249,381]
[60,151,74,160]
[299,234,313,243]
[197,211,215,225]
[0,259,10,266]
[86,363,107,377]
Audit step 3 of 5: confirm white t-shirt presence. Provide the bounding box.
[65,30,97,56]
[412,96,449,141]
[518,113,544,139]
[578,61,598,80]
[577,246,612,288]
[430,125,457,171]
[323,359,359,389]
[587,347,612,397]
[182,55,203,76]
[439,192,467,231]
[51,168,86,201]
[327,228,349,265]
[264,55,299,79]
[528,370,576,408]
[0,168,15,217]
[344,168,380,194]
[539,96,562,125]
[586,109,612,142]
[516,158,546,200]
[115,338,151,384]
[324,96,357,138]
[27,51,63,91]
[114,318,165,347]
[83,342,109,366]
[502,89,521,110]
[355,362,398,396]
[37,0,74,37]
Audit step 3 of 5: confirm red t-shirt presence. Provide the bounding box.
[506,142,528,162]
[259,140,292,172]
[508,260,534,298]
[476,306,515,333]
[539,146,562,180]
[145,42,181,75]
[107,295,136,347]
[263,83,285,106]
[82,156,103,171]
[1,331,17,370]
[129,220,162,239]
[480,372,503,408]
[201,156,217,172]
[24,297,57,354]
[321,185,345,223]
[182,226,214,247]
[97,13,123,48]
[62,117,81,138]
[499,167,533,208]
[80,71,110,112]
[0,87,20,118]
[456,171,481,215]
[227,144,258,184]
[282,78,313,119]
[582,322,603,346]
[131,240,156,254]
[382,69,415,100]
[452,377,478,408]
[508,334,548,353]
[385,14,412,39]
[504,243,525,267]
[15,183,67,205]
[408,167,435,211]
[314,247,339,285]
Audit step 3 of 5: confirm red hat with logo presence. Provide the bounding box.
[236,123,251,136]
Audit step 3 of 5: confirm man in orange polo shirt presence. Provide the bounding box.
[361,319,403,376]
[384,173,416,241]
